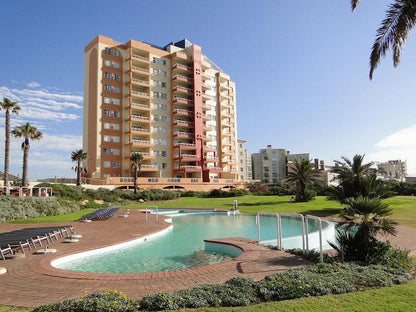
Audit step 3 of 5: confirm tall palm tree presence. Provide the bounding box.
[285,159,320,202]
[11,122,42,187]
[0,98,21,187]
[351,0,416,79]
[331,154,374,201]
[130,152,143,194]
[71,149,87,186]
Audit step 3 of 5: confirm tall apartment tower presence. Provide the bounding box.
[237,140,252,181]
[83,36,238,182]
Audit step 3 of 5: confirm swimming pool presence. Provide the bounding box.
[52,211,335,273]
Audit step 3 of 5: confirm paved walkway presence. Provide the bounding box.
[0,211,309,308]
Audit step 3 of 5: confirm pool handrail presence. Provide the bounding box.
[278,213,306,253]
[305,215,323,263]
[256,212,282,250]
[145,206,159,222]
[232,200,238,215]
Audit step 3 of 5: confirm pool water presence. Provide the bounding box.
[53,213,326,273]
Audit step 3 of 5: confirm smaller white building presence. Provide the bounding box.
[377,160,407,182]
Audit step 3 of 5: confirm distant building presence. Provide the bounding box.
[237,140,252,182]
[251,145,309,185]
[377,160,407,182]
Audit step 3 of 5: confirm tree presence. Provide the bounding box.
[0,97,21,187]
[71,149,87,186]
[285,159,320,202]
[11,122,42,187]
[331,154,375,202]
[130,152,143,194]
[330,196,397,262]
[351,0,416,79]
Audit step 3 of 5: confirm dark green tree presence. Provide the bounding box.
[71,149,87,186]
[285,159,320,202]
[130,152,143,194]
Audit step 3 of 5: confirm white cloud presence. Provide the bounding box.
[367,124,416,175]
[36,134,82,152]
[27,81,40,88]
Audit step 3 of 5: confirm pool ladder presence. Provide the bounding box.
[145,206,158,222]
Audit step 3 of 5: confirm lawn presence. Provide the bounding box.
[0,279,414,312]
[6,209,96,224]
[383,196,416,228]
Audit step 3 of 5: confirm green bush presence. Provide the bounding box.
[36,183,87,201]
[294,189,316,202]
[0,197,80,221]
[33,291,138,312]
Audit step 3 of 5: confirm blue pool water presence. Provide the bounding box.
[53,212,328,273]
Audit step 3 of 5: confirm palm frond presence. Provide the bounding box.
[369,0,416,79]
[351,0,361,11]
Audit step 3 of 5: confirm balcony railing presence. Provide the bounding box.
[181,165,201,170]
[173,63,193,71]
[131,102,150,108]
[132,139,150,144]
[131,90,149,97]
[172,74,193,83]
[131,78,149,85]
[131,66,149,72]
[181,154,198,158]
[141,164,158,169]
[131,114,150,120]
[131,127,150,132]
[174,142,195,147]
[132,54,148,61]
[174,131,193,137]
[173,108,194,115]
[173,85,194,93]
[173,119,193,126]
[173,96,194,104]
[131,151,153,156]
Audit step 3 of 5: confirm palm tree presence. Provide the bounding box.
[0,98,21,187]
[331,196,397,262]
[130,152,143,194]
[71,149,87,186]
[351,0,416,79]
[331,154,374,201]
[11,122,42,187]
[285,159,320,202]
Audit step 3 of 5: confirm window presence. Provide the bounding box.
[112,62,120,69]
[162,163,167,169]
[162,59,167,66]
[152,68,159,75]
[153,114,159,121]
[103,148,110,155]
[104,85,111,91]
[104,47,111,54]
[104,60,111,67]
[113,86,120,93]
[112,98,120,105]
[114,74,121,81]
[103,161,111,168]
[103,110,110,117]
[103,123,111,129]
[153,80,159,87]
[113,111,120,118]
[104,97,111,104]
[112,136,120,143]
[160,93,167,99]
[240,167,244,172]
[112,123,120,130]
[112,149,120,156]
[104,72,112,79]
[161,71,167,77]
[160,116,167,122]
[153,91,159,98]
[112,49,121,56]
[111,161,120,168]
[161,151,167,157]
[103,135,111,142]
[160,127,167,133]
[160,139,167,146]
[152,57,159,63]
[161,82,166,88]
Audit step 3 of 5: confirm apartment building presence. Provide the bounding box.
[83,36,238,184]
[377,160,407,182]
[237,140,252,181]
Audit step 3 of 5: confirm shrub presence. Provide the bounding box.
[36,183,87,201]
[33,291,137,312]
[0,197,80,221]
[294,189,316,202]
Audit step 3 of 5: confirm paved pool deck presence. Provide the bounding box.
[0,210,311,308]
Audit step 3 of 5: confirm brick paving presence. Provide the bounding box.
[0,211,310,308]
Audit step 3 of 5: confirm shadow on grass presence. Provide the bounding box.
[298,208,341,217]
[236,201,292,207]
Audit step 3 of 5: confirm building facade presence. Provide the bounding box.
[83,36,238,184]
[377,160,407,182]
[251,145,287,184]
[237,140,252,181]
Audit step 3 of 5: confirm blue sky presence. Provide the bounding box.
[0,0,415,179]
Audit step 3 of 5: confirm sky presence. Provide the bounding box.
[0,0,415,180]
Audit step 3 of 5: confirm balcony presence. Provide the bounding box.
[174,142,196,150]
[131,114,150,122]
[203,124,214,131]
[130,66,149,74]
[129,90,150,100]
[171,52,192,63]
[172,63,193,75]
[203,114,214,121]
[202,72,211,81]
[128,151,154,159]
[222,149,235,155]
[172,74,193,85]
[221,110,232,118]
[173,131,194,139]
[174,165,202,172]
[131,126,150,134]
[173,119,193,127]
[201,82,211,91]
[175,153,198,161]
[220,92,230,99]
[202,93,211,100]
[173,108,194,116]
[173,96,194,106]
[130,78,149,86]
[131,54,149,62]
[205,157,219,162]
[220,82,229,90]
[203,167,222,173]
[203,135,214,142]
[204,145,217,152]
[130,102,150,111]
[222,130,232,137]
[131,139,152,147]
[141,164,158,171]
[173,85,194,96]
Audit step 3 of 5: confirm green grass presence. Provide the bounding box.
[383,196,416,228]
[6,209,96,224]
[123,195,344,217]
[0,279,414,312]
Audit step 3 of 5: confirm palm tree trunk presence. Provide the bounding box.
[3,110,10,187]
[22,140,29,187]
[133,167,138,194]
[77,159,81,186]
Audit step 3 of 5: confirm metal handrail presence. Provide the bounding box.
[256,212,282,250]
[145,205,159,222]
[279,213,306,253]
[305,215,324,263]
